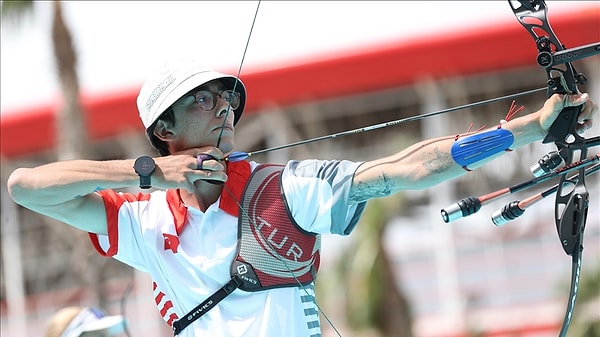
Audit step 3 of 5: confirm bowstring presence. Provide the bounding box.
[215,0,262,149]
[216,1,343,335]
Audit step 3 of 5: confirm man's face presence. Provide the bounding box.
[169,80,237,154]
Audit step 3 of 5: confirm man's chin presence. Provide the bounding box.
[216,140,234,155]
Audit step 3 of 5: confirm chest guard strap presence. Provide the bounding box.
[231,164,321,291]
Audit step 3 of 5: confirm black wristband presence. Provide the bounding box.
[133,156,156,189]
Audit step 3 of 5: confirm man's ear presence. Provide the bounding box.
[153,120,175,141]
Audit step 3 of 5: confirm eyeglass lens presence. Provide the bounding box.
[194,90,240,111]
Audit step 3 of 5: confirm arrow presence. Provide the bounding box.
[226,87,547,162]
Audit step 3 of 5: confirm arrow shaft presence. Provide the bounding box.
[236,87,547,159]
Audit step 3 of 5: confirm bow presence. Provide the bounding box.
[439,2,598,335]
[508,1,599,336]
[215,1,599,336]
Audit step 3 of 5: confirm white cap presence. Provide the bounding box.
[46,306,126,337]
[136,59,246,151]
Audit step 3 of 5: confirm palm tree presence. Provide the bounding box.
[2,0,89,159]
[50,0,89,160]
[2,0,106,318]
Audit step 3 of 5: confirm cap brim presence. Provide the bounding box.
[79,315,126,336]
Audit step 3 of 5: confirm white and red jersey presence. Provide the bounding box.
[88,159,365,337]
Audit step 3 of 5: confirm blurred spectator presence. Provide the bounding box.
[44,306,126,337]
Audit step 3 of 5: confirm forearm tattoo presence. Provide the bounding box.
[349,173,394,203]
[350,147,453,203]
[422,148,453,174]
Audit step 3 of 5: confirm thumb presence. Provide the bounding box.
[562,92,589,108]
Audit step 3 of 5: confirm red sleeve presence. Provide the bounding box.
[88,190,151,257]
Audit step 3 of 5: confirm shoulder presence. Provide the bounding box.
[283,159,363,178]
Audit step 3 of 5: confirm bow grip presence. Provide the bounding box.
[542,105,583,144]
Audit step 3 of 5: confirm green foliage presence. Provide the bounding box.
[1,0,34,25]
[334,195,413,337]
[577,266,600,302]
[556,264,600,337]
[569,266,600,337]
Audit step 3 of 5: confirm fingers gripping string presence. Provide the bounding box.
[196,154,214,170]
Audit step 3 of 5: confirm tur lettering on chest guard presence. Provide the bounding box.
[254,215,303,261]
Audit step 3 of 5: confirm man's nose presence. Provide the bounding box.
[215,101,234,119]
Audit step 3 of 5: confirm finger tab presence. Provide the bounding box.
[196,154,216,170]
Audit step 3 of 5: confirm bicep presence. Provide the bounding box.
[33,192,109,235]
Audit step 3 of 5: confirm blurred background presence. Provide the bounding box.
[1,1,599,337]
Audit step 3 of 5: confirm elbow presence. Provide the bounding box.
[7,168,35,206]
